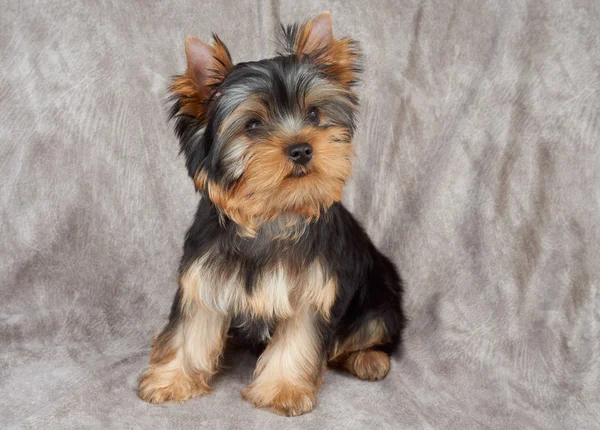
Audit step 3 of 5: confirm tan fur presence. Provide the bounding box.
[335,350,390,381]
[179,252,241,315]
[206,126,354,236]
[329,318,388,360]
[328,318,392,381]
[138,279,230,403]
[139,355,213,403]
[292,12,361,87]
[193,169,208,191]
[147,252,336,413]
[241,305,324,416]
[170,35,232,120]
[245,265,295,319]
[291,265,337,321]
[149,323,179,366]
[180,253,336,322]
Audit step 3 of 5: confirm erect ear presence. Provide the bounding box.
[170,34,233,119]
[298,12,334,56]
[286,12,361,87]
[185,35,232,92]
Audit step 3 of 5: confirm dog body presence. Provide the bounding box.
[139,12,406,416]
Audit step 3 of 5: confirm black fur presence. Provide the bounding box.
[170,56,359,186]
[166,21,405,370]
[174,197,406,356]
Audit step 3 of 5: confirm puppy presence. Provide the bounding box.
[139,12,406,416]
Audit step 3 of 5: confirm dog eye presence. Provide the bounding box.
[306,107,320,125]
[245,119,262,135]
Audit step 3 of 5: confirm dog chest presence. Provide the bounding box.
[180,255,336,321]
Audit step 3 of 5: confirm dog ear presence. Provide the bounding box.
[285,12,361,87]
[297,12,334,56]
[185,35,232,96]
[170,35,233,182]
[170,35,233,120]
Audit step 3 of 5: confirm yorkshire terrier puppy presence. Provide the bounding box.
[139,12,406,416]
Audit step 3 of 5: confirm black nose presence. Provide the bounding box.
[287,143,313,165]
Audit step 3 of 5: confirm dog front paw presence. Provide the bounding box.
[242,381,316,416]
[138,365,213,403]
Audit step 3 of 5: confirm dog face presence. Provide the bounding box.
[170,13,361,234]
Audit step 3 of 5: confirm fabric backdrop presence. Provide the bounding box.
[2,1,599,428]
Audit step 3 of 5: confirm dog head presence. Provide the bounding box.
[170,12,361,235]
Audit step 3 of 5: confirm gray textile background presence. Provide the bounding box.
[2,1,600,428]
